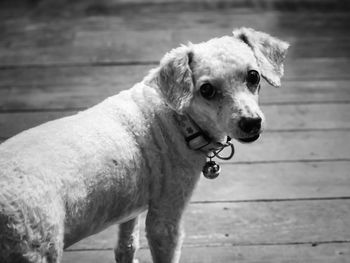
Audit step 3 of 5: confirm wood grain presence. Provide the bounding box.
[0,111,76,138]
[192,161,350,202]
[1,9,349,66]
[0,66,350,110]
[63,243,350,263]
[224,130,350,163]
[68,199,350,250]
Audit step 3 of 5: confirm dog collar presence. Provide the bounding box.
[173,113,225,153]
[174,113,236,179]
[174,113,235,179]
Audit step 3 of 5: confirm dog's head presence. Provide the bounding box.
[157,28,289,144]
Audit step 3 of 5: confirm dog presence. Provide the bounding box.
[0,27,288,263]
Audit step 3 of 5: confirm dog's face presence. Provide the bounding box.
[158,28,289,144]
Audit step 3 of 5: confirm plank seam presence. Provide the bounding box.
[184,240,350,248]
[261,101,350,106]
[190,196,350,204]
[64,240,350,252]
[225,158,350,165]
[267,128,350,133]
[0,61,159,70]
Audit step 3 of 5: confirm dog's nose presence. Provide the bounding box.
[238,117,262,134]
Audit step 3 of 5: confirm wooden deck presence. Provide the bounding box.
[1,0,350,262]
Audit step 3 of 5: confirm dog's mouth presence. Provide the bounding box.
[237,134,260,143]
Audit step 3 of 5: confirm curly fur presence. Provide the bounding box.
[0,28,288,263]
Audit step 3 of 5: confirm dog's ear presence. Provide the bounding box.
[157,45,194,113]
[232,27,289,87]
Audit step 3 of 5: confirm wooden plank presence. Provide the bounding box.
[284,58,350,80]
[1,31,349,66]
[262,103,350,131]
[181,201,350,245]
[68,200,350,250]
[192,161,350,202]
[260,80,350,105]
[0,111,76,138]
[0,103,348,138]
[268,103,350,130]
[227,130,350,163]
[0,10,349,66]
[0,66,349,111]
[0,65,149,111]
[63,243,350,263]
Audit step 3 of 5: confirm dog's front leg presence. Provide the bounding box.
[146,205,184,263]
[114,217,140,263]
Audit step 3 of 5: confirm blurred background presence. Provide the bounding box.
[1,0,350,262]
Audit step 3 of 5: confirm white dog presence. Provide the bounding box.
[0,28,288,263]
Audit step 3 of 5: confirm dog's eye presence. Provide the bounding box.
[200,83,216,100]
[246,70,260,91]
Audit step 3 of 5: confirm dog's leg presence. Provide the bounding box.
[114,217,140,263]
[145,206,184,263]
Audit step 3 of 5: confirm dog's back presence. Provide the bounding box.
[0,86,162,262]
[0,114,84,262]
